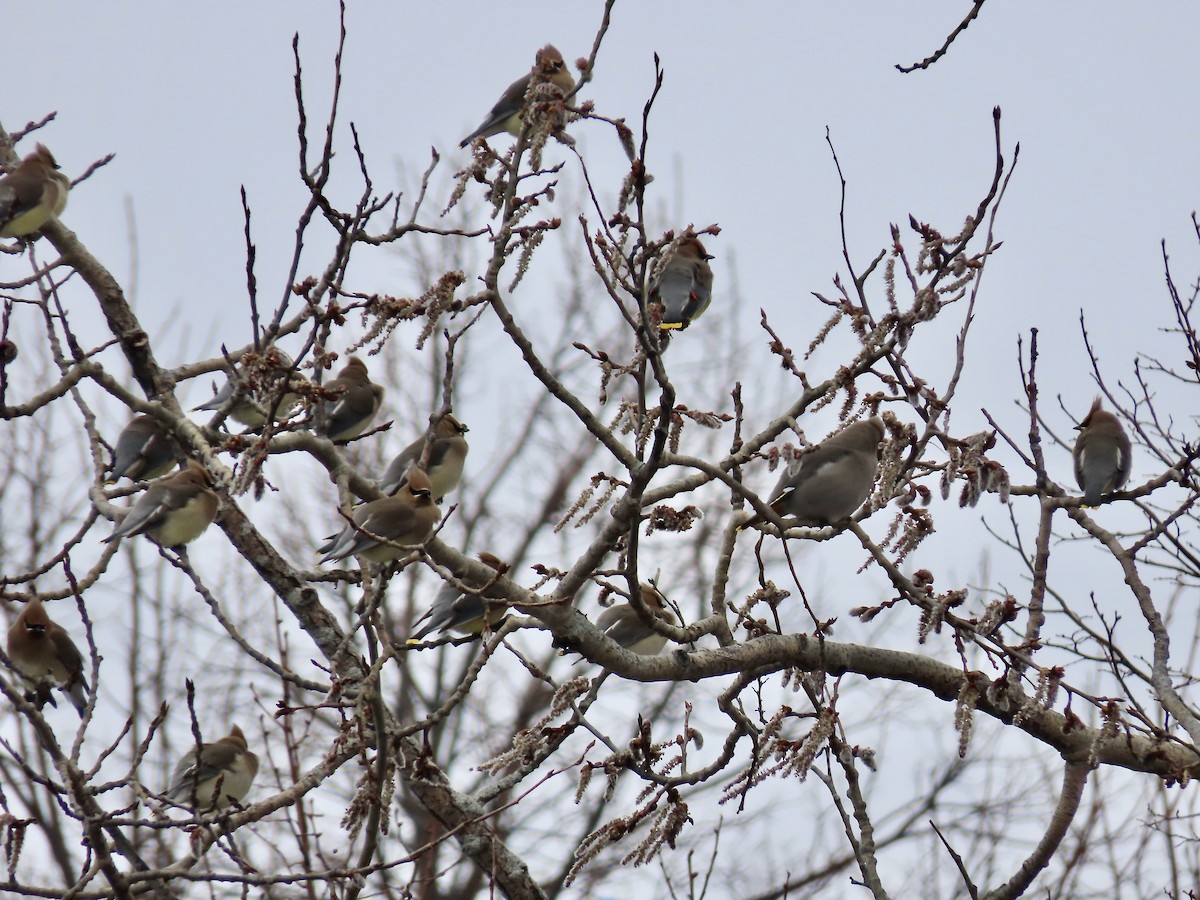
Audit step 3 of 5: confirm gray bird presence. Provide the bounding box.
[410,552,508,641]
[765,417,885,526]
[650,234,715,331]
[585,584,679,660]
[107,415,179,483]
[102,460,219,548]
[193,349,304,429]
[165,724,258,811]
[5,598,89,717]
[460,44,575,148]
[1073,398,1132,506]
[317,356,384,442]
[379,414,469,500]
[317,467,440,565]
[0,144,70,238]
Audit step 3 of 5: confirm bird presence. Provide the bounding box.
[409,552,508,641]
[106,415,179,483]
[582,584,679,661]
[317,467,440,565]
[102,460,219,548]
[317,356,384,442]
[1073,398,1132,506]
[649,235,715,330]
[459,44,575,148]
[193,349,304,429]
[165,724,258,811]
[379,414,469,501]
[762,417,886,526]
[0,339,16,364]
[0,144,70,238]
[5,598,89,717]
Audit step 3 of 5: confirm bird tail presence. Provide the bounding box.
[66,679,89,717]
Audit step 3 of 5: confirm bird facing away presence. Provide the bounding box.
[0,144,70,238]
[410,552,508,641]
[5,599,89,717]
[1073,398,1132,506]
[766,417,886,526]
[165,724,258,811]
[317,467,440,565]
[379,414,469,501]
[650,235,715,331]
[102,460,219,548]
[459,44,575,148]
[317,356,384,442]
[586,584,680,660]
[107,414,179,483]
[193,349,305,429]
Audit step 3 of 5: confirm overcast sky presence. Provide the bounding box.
[4,2,1200,895]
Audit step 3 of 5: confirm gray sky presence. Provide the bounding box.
[4,2,1200,895]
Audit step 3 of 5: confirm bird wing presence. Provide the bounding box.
[0,173,43,226]
[652,266,706,327]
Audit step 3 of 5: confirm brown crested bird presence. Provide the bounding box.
[193,348,305,429]
[318,467,441,564]
[574,584,679,664]
[317,356,384,442]
[409,552,508,641]
[379,413,469,501]
[102,460,219,547]
[106,414,180,483]
[460,44,575,148]
[5,598,89,717]
[650,234,715,331]
[0,144,70,238]
[165,724,258,811]
[1073,398,1132,506]
[762,417,886,527]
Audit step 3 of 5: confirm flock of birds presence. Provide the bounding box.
[0,43,1135,813]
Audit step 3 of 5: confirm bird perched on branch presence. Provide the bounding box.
[106,414,179,483]
[756,417,886,527]
[380,413,469,501]
[317,467,440,564]
[193,348,305,429]
[409,552,508,641]
[316,356,384,442]
[102,460,219,548]
[0,144,70,238]
[1072,398,1132,506]
[165,724,258,811]
[5,598,89,717]
[575,584,679,664]
[460,44,575,148]
[649,234,715,331]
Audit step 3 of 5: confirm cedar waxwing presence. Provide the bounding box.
[1073,398,1132,506]
[165,724,258,811]
[5,599,89,717]
[0,144,70,238]
[650,235,715,331]
[102,460,219,548]
[764,417,885,526]
[193,349,304,429]
[317,467,440,564]
[459,44,575,148]
[379,414,469,501]
[410,552,508,641]
[586,584,679,659]
[317,356,384,442]
[106,414,179,483]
